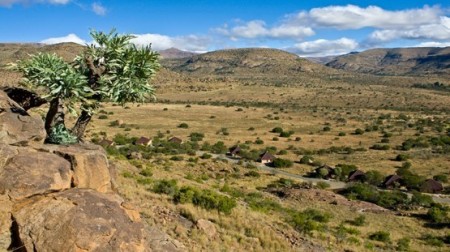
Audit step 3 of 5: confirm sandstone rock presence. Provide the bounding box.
[196,219,217,239]
[0,149,72,200]
[0,194,12,249]
[0,91,46,145]
[41,142,112,193]
[11,189,150,252]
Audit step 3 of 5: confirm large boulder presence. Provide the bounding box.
[41,142,113,193]
[11,189,150,252]
[0,91,46,145]
[0,147,72,200]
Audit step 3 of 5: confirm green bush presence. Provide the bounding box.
[174,186,237,215]
[363,170,384,186]
[189,132,205,141]
[338,132,346,136]
[152,179,178,196]
[354,128,364,135]
[245,170,261,178]
[272,127,283,133]
[395,154,410,161]
[368,231,390,242]
[200,153,212,159]
[323,126,331,131]
[178,123,189,129]
[272,158,293,168]
[254,138,264,144]
[348,215,366,227]
[396,237,411,251]
[316,181,330,189]
[411,192,433,207]
[288,208,332,235]
[98,114,108,119]
[370,144,390,150]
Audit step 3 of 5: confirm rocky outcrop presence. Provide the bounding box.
[0,90,183,251]
[12,189,149,252]
[0,91,46,146]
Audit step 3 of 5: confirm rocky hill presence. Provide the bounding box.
[159,47,197,59]
[162,48,332,77]
[0,89,183,251]
[326,47,450,75]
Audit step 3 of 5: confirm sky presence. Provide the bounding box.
[0,0,449,56]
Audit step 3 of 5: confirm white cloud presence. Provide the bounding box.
[289,38,358,56]
[40,33,86,45]
[367,16,450,44]
[131,33,210,52]
[305,5,442,29]
[415,41,450,47]
[0,0,70,7]
[216,20,314,40]
[92,2,106,16]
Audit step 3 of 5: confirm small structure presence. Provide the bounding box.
[259,151,275,164]
[135,136,152,146]
[382,174,402,189]
[420,179,443,194]
[348,170,366,182]
[228,146,241,157]
[168,137,183,144]
[98,139,115,148]
[314,165,336,179]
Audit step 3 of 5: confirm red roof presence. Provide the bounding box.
[169,137,182,144]
[259,151,275,161]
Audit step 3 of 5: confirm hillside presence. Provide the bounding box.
[326,47,450,75]
[159,47,197,59]
[162,48,335,78]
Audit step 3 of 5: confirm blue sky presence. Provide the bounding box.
[0,0,449,56]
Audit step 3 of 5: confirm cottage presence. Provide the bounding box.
[168,137,183,144]
[98,139,115,148]
[135,136,152,146]
[348,170,366,182]
[420,179,443,194]
[228,146,241,157]
[314,165,336,179]
[259,151,275,164]
[382,174,402,189]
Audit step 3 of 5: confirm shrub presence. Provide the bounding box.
[370,144,390,150]
[433,174,448,183]
[272,158,293,168]
[338,132,346,136]
[348,215,366,227]
[248,127,255,131]
[245,170,261,178]
[295,137,301,141]
[316,181,330,189]
[289,208,332,235]
[200,153,212,159]
[396,237,411,251]
[178,123,189,129]
[279,130,294,138]
[170,155,184,161]
[152,179,178,196]
[272,127,283,133]
[211,141,227,154]
[98,114,108,119]
[395,154,410,161]
[175,186,237,215]
[299,155,314,164]
[426,205,449,224]
[354,128,364,135]
[411,192,433,207]
[363,170,384,186]
[254,138,264,144]
[139,168,153,177]
[189,132,205,142]
[422,234,444,247]
[323,126,331,131]
[368,231,390,242]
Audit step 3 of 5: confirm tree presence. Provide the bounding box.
[12,29,160,143]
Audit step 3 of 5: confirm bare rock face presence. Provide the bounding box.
[48,142,112,193]
[11,189,149,252]
[0,145,72,200]
[0,91,46,145]
[196,219,217,239]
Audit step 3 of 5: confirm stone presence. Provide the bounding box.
[11,189,149,252]
[2,87,46,111]
[0,194,12,249]
[196,219,217,239]
[0,149,72,200]
[0,91,46,145]
[43,142,113,193]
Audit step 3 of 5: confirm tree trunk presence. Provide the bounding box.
[71,110,92,140]
[45,98,65,135]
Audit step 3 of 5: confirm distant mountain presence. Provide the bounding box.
[306,55,339,65]
[326,47,450,75]
[162,48,333,77]
[158,48,197,59]
[0,42,84,66]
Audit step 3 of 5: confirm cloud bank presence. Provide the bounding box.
[0,0,70,7]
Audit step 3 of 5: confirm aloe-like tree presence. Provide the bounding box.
[11,29,160,144]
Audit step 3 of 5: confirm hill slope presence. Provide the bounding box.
[162,48,334,77]
[159,47,197,59]
[326,47,450,75]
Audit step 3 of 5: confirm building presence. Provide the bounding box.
[420,179,443,194]
[168,137,183,144]
[135,136,152,146]
[228,146,241,157]
[259,151,275,164]
[348,170,366,182]
[382,175,402,189]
